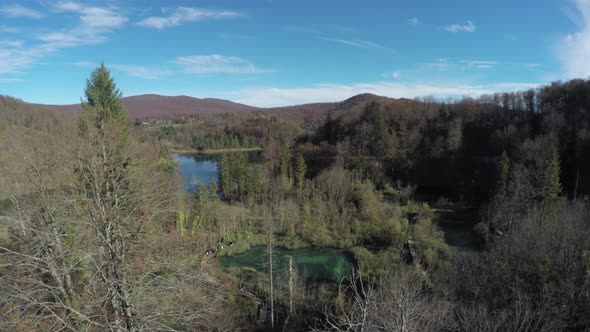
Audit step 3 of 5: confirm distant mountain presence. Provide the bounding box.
[36,94,260,119]
[32,92,403,121]
[262,93,406,123]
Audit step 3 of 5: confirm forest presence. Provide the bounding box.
[2,65,590,331]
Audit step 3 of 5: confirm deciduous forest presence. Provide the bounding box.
[3,65,590,331]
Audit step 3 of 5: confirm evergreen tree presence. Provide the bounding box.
[208,177,219,201]
[197,182,208,207]
[218,154,231,198]
[76,64,138,330]
[494,151,510,206]
[294,152,307,189]
[370,105,388,158]
[540,145,561,203]
[81,62,126,128]
[281,142,292,189]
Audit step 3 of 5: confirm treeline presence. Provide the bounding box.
[158,124,260,151]
[0,95,71,135]
[155,123,259,151]
[301,79,590,203]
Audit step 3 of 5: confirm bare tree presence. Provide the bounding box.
[315,267,449,332]
[0,138,100,330]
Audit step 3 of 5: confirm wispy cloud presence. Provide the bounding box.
[0,2,127,75]
[110,64,173,80]
[0,4,42,19]
[0,40,24,48]
[233,81,541,107]
[72,61,173,79]
[445,20,476,33]
[560,0,590,79]
[320,37,395,53]
[459,60,497,69]
[54,1,128,28]
[0,42,41,74]
[423,59,496,71]
[172,55,269,74]
[409,17,420,25]
[524,63,543,68]
[0,77,24,83]
[138,7,241,29]
[37,2,127,48]
[0,25,19,33]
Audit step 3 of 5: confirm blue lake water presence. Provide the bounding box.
[172,151,262,192]
[172,153,220,192]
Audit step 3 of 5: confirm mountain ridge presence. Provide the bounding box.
[29,92,399,120]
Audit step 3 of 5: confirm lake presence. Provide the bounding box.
[172,153,220,192]
[220,246,355,283]
[172,151,262,192]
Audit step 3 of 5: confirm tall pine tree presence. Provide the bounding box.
[540,145,561,203]
[76,63,138,331]
[294,152,307,189]
[494,151,510,207]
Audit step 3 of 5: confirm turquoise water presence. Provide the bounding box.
[220,246,355,283]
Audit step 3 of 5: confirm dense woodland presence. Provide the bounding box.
[2,65,590,331]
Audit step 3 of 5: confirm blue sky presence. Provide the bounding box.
[0,0,589,106]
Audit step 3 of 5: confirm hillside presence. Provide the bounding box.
[0,95,74,200]
[32,92,404,121]
[36,94,260,119]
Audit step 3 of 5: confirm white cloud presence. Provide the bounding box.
[445,20,476,33]
[110,64,173,80]
[460,60,497,69]
[138,7,240,29]
[0,77,24,82]
[320,37,395,53]
[0,2,127,75]
[37,2,127,49]
[172,55,268,74]
[409,17,420,25]
[70,61,173,79]
[0,44,40,74]
[71,60,94,67]
[0,5,41,19]
[54,2,128,28]
[561,0,590,79]
[392,71,401,79]
[0,40,24,48]
[232,81,541,107]
[0,26,19,33]
[422,59,497,71]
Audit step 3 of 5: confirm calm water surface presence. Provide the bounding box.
[172,151,262,192]
[172,153,220,192]
[220,246,355,283]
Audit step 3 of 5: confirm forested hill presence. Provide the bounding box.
[300,79,590,203]
[32,92,401,121]
[0,95,74,200]
[36,94,260,119]
[1,95,72,134]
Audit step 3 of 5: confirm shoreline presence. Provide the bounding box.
[170,147,262,155]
